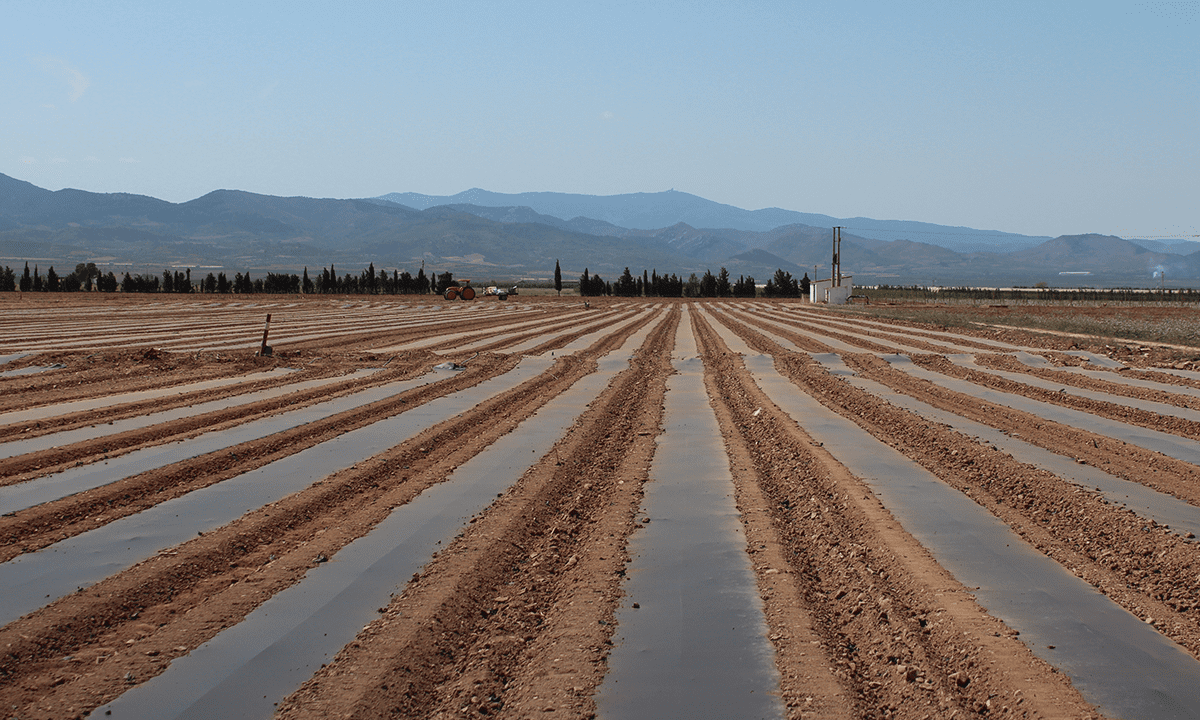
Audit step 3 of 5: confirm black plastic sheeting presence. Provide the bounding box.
[0,363,65,377]
[97,321,660,719]
[888,355,1200,466]
[0,370,376,461]
[598,311,783,719]
[0,363,545,627]
[0,370,409,513]
[814,353,1200,540]
[741,348,1200,720]
[947,354,1200,423]
[0,368,294,426]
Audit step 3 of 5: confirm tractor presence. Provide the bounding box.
[443,279,476,300]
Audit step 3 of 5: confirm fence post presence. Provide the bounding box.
[259,314,272,356]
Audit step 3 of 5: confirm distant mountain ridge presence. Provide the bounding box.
[376,188,1054,254]
[1,172,1195,287]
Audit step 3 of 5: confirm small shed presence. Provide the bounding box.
[809,276,854,304]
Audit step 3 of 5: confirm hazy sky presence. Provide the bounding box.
[4,0,1196,239]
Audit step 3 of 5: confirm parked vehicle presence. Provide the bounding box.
[443,280,476,300]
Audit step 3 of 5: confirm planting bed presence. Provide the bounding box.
[3,293,1200,719]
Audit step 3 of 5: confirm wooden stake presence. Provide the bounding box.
[259,313,272,356]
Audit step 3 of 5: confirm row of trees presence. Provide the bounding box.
[310,264,441,295]
[1,259,810,299]
[0,262,451,296]
[579,267,727,298]
[0,263,121,293]
[762,268,810,298]
[577,266,809,299]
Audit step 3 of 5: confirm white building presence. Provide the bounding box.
[809,275,854,304]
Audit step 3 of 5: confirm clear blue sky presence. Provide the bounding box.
[3,0,1196,239]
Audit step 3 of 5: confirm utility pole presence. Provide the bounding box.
[832,227,843,287]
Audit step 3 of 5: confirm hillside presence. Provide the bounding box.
[0,173,1192,287]
[376,188,1054,254]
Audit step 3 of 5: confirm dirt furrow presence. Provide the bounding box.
[712,313,1200,673]
[444,307,631,356]
[692,311,851,719]
[694,310,1097,719]
[517,323,641,358]
[797,310,1014,352]
[834,354,1200,651]
[0,350,298,417]
[1098,365,1200,391]
[2,364,316,442]
[737,308,905,354]
[974,353,1200,411]
[0,354,517,561]
[1029,351,1200,391]
[763,308,953,354]
[0,313,657,720]
[10,295,1200,719]
[283,307,554,354]
[909,354,1200,443]
[274,309,678,720]
[0,359,433,481]
[834,304,1197,370]
[717,305,836,353]
[418,307,612,354]
[844,354,1200,505]
[0,304,548,419]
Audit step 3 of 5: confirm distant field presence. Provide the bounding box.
[845,299,1200,350]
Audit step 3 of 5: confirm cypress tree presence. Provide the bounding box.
[716,267,732,297]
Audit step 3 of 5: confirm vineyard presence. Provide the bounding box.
[3,294,1200,719]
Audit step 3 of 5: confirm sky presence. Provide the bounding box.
[3,0,1196,239]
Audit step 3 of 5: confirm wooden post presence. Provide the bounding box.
[259,313,272,356]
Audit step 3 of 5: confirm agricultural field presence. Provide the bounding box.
[4,293,1200,719]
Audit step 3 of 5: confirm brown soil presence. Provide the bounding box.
[697,311,1096,719]
[5,294,1200,719]
[973,354,1200,410]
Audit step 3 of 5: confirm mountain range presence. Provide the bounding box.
[378,189,1057,255]
[1,172,1196,287]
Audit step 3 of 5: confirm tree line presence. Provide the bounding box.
[0,262,450,295]
[0,259,811,298]
[577,266,809,298]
